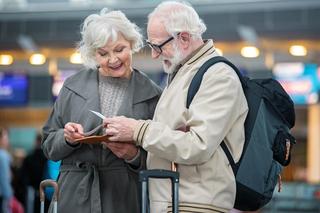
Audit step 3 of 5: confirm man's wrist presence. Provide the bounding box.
[133,120,150,146]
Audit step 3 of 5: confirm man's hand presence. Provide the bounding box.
[102,142,138,160]
[103,116,139,142]
[64,122,84,144]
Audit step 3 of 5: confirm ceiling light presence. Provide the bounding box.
[289,45,307,56]
[0,54,13,65]
[241,46,260,58]
[29,53,46,65]
[70,52,82,64]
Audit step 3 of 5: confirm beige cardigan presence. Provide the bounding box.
[140,40,248,212]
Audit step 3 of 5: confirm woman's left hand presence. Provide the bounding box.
[102,142,138,160]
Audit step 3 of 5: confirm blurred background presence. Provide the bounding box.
[0,0,320,212]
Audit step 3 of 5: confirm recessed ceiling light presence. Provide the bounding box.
[29,53,46,65]
[289,45,307,56]
[70,52,82,64]
[0,54,13,65]
[241,46,260,58]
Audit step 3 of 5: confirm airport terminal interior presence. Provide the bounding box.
[0,0,320,212]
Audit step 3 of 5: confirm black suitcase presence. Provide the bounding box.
[139,169,179,213]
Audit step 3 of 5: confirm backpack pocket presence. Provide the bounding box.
[264,160,282,197]
[272,129,296,166]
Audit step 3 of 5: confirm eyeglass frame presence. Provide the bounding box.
[146,33,180,55]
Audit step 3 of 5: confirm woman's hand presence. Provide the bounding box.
[64,122,84,144]
[102,142,138,160]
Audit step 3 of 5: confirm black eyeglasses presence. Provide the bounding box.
[146,36,175,54]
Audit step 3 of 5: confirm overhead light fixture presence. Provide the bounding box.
[215,48,223,56]
[289,45,307,56]
[29,53,46,65]
[70,52,82,64]
[241,46,260,58]
[0,54,13,65]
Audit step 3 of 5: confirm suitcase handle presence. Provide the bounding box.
[39,179,59,202]
[139,169,179,181]
[139,169,179,213]
[39,179,59,213]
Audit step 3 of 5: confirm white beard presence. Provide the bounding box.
[162,43,184,74]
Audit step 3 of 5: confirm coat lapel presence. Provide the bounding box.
[117,69,160,117]
[117,70,135,117]
[64,69,159,129]
[64,69,102,131]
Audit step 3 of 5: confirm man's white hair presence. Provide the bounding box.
[78,8,143,69]
[148,1,206,39]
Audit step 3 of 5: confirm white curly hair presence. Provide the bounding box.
[78,8,143,69]
[148,1,206,39]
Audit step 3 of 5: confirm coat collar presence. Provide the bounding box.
[130,69,161,104]
[167,40,218,86]
[185,39,217,66]
[64,69,99,101]
[64,68,160,111]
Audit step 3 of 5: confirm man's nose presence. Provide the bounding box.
[151,49,160,59]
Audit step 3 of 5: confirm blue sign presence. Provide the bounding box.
[0,73,28,106]
[273,63,320,105]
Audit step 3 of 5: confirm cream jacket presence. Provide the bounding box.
[141,40,248,213]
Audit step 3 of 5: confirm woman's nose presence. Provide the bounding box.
[108,54,118,63]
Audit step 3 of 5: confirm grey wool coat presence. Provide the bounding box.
[42,69,162,213]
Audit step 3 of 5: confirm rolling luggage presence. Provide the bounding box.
[139,167,179,213]
[39,180,59,213]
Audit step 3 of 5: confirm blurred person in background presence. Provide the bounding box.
[20,133,48,213]
[42,8,162,213]
[0,127,13,213]
[0,128,24,213]
[10,149,25,212]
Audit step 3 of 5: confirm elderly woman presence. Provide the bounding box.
[42,9,162,213]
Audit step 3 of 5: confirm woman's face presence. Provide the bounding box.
[95,33,133,79]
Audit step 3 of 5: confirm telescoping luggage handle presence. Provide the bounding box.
[39,179,59,213]
[139,169,179,213]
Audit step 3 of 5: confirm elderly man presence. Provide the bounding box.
[104,1,248,212]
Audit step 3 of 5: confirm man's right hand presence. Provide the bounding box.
[103,116,139,142]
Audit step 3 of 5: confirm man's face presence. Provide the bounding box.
[147,19,184,74]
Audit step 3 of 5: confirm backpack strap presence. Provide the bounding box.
[186,56,245,108]
[186,56,243,175]
[220,142,237,174]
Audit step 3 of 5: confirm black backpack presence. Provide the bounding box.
[187,56,296,211]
